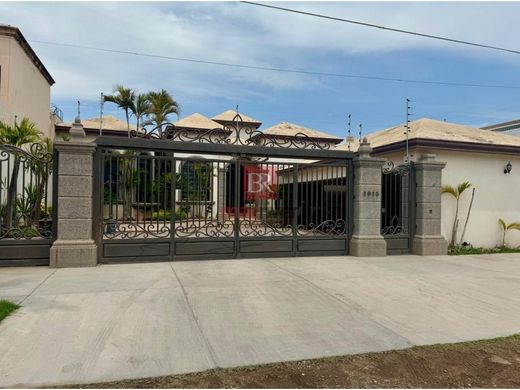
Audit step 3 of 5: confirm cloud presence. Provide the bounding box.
[0,1,518,111]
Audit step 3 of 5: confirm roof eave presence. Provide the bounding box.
[372,138,520,156]
[0,25,55,86]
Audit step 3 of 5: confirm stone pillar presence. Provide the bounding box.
[412,153,448,255]
[349,138,387,256]
[50,116,98,267]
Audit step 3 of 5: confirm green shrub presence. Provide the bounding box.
[151,209,188,221]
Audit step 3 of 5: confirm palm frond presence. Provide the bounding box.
[441,185,457,198]
[457,181,472,195]
[507,222,520,231]
[498,218,507,231]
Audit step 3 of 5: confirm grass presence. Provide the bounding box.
[0,300,20,323]
[449,245,520,255]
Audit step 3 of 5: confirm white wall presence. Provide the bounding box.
[380,148,520,248]
[0,35,52,137]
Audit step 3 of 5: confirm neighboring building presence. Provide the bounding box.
[212,109,262,129]
[55,115,129,141]
[338,118,520,248]
[0,24,55,137]
[482,119,520,137]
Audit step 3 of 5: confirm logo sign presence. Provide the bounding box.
[244,165,278,200]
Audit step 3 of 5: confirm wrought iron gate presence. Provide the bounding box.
[0,142,55,266]
[94,117,353,263]
[381,161,415,254]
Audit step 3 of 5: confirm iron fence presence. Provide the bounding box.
[0,142,54,265]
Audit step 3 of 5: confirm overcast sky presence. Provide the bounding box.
[2,1,520,137]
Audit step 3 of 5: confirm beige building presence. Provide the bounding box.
[342,118,520,248]
[0,24,55,137]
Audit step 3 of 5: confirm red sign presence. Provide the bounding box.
[243,165,278,200]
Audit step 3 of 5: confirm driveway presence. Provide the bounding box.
[1,254,519,387]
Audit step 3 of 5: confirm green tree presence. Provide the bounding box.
[145,89,180,133]
[133,93,151,132]
[442,181,472,247]
[104,85,136,137]
[0,118,42,229]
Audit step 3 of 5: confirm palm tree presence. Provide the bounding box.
[145,89,180,133]
[442,181,472,247]
[104,85,136,137]
[133,93,151,132]
[498,218,520,247]
[0,118,42,229]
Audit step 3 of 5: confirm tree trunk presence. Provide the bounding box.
[125,110,130,138]
[5,155,20,230]
[450,198,460,247]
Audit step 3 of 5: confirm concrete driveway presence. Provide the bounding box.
[1,254,520,387]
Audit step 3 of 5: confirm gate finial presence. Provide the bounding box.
[357,137,372,158]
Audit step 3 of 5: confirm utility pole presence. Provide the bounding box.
[100,93,104,136]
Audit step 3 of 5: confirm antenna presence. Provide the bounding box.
[347,114,352,151]
[405,98,412,164]
[100,93,104,136]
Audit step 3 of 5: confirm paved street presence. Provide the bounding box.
[1,254,519,387]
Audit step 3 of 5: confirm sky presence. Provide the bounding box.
[2,1,520,138]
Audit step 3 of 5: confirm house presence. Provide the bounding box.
[481,119,520,137]
[0,24,55,137]
[338,118,520,248]
[55,115,129,141]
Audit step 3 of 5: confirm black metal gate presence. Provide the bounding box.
[381,161,415,254]
[0,142,55,266]
[94,116,353,263]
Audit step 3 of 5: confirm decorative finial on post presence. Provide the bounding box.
[357,137,372,158]
[359,123,363,143]
[69,99,86,139]
[236,104,239,116]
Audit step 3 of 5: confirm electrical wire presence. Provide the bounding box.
[28,39,520,90]
[241,1,520,56]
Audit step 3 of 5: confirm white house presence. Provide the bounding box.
[341,118,520,248]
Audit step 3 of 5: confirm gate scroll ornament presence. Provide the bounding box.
[0,142,53,240]
[130,114,332,150]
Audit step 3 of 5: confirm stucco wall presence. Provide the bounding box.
[379,148,520,248]
[0,35,51,137]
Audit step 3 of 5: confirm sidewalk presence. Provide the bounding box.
[1,254,519,387]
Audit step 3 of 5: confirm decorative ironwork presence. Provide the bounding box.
[381,161,411,238]
[298,219,347,236]
[382,160,410,176]
[97,143,352,261]
[0,142,54,240]
[130,114,332,150]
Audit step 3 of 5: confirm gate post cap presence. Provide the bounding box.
[357,137,372,158]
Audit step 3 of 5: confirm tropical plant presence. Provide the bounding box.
[498,218,520,247]
[132,93,151,132]
[27,137,53,224]
[442,181,472,247]
[0,118,42,229]
[104,85,136,137]
[144,89,180,132]
[117,150,141,219]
